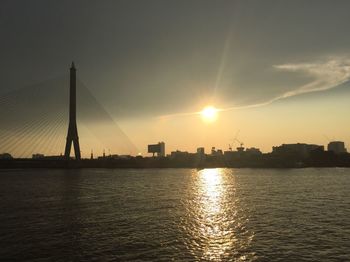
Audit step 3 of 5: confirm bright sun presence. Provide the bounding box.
[201,106,218,122]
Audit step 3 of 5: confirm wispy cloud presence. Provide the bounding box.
[225,57,350,111]
[273,56,350,99]
[159,57,350,118]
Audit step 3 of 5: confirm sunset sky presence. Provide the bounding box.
[1,0,350,156]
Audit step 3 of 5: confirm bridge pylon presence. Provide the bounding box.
[64,62,81,160]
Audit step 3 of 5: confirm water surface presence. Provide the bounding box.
[0,168,349,261]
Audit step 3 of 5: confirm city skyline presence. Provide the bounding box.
[1,2,350,261]
[1,1,350,157]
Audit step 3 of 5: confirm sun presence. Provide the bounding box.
[201,106,218,122]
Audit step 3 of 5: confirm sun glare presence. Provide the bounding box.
[201,106,218,122]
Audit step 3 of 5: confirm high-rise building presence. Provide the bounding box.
[159,142,165,157]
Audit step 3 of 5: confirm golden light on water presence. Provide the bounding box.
[200,168,222,215]
[182,168,255,261]
[201,106,218,122]
[199,168,227,259]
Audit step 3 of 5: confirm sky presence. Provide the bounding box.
[1,0,350,156]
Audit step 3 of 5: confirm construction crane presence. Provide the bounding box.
[229,130,245,152]
[235,138,245,152]
[235,138,244,148]
[233,129,245,152]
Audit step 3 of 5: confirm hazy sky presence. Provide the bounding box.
[1,0,350,156]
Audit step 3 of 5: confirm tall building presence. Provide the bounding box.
[196,147,205,162]
[327,141,347,154]
[159,142,165,157]
[64,62,81,160]
[197,147,205,156]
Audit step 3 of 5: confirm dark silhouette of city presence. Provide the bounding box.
[0,63,350,169]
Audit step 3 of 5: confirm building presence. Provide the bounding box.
[196,147,205,162]
[148,142,165,157]
[236,146,245,152]
[272,143,324,158]
[0,153,13,159]
[197,147,205,156]
[170,150,190,159]
[115,155,132,159]
[224,150,240,160]
[32,153,45,159]
[327,141,347,154]
[211,147,216,155]
[245,147,262,155]
[159,142,165,157]
[197,147,205,155]
[211,147,223,156]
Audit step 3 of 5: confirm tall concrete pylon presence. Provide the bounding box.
[64,62,81,160]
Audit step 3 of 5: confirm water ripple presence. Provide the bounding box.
[0,168,349,261]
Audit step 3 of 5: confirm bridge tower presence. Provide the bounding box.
[64,62,81,160]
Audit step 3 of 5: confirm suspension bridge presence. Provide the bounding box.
[0,63,138,159]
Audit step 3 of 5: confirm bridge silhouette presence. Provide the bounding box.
[0,64,138,158]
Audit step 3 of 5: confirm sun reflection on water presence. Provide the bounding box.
[181,168,256,261]
[201,168,222,215]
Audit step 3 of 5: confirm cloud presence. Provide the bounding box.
[159,56,350,118]
[229,56,350,110]
[273,57,350,99]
